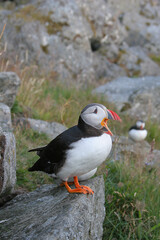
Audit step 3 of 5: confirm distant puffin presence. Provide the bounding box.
[128,120,147,142]
[28,103,121,194]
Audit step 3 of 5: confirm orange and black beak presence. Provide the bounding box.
[101,109,121,136]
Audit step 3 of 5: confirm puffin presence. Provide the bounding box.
[128,120,147,142]
[28,103,121,194]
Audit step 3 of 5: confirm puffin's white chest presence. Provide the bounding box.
[57,134,112,181]
[128,129,147,141]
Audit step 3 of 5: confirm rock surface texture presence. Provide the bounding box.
[94,76,160,122]
[0,103,12,132]
[15,117,67,139]
[1,0,160,83]
[111,135,160,168]
[0,72,20,108]
[0,176,105,240]
[0,104,16,198]
[0,127,16,198]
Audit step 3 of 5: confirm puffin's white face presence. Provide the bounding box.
[80,103,121,135]
[136,120,145,129]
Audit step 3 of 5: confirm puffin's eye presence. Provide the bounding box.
[93,108,97,114]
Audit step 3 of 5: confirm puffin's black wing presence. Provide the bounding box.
[129,125,137,131]
[28,126,84,174]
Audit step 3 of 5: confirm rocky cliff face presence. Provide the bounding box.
[1,0,160,84]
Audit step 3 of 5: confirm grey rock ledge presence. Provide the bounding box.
[0,176,105,240]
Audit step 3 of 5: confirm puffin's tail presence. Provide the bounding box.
[28,146,45,156]
[28,146,45,152]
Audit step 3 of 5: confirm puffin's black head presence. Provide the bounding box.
[80,103,121,136]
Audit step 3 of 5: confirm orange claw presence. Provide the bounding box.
[79,185,94,195]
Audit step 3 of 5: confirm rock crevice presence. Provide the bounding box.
[0,134,6,193]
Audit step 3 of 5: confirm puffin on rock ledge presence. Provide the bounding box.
[28,103,121,194]
[128,120,147,142]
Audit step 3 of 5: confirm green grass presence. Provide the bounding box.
[15,127,53,191]
[14,73,112,127]
[150,55,160,66]
[103,160,160,239]
[11,99,23,115]
[146,121,160,147]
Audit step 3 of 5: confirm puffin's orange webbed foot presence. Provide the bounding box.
[79,185,94,195]
[74,176,94,195]
[63,181,88,194]
[63,176,94,194]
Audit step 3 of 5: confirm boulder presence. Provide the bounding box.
[145,149,160,168]
[0,104,16,198]
[0,176,105,240]
[0,103,12,131]
[0,127,16,198]
[112,135,150,161]
[93,76,160,121]
[14,117,67,139]
[0,72,20,108]
[127,86,160,121]
[111,135,160,168]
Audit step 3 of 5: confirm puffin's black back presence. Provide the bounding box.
[28,117,103,174]
[129,125,138,131]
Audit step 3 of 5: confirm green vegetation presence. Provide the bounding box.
[11,99,23,115]
[103,159,160,239]
[150,55,160,66]
[15,127,53,191]
[13,67,109,127]
[146,121,160,146]
[9,64,160,239]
